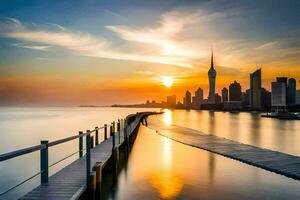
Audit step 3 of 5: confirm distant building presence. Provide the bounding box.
[261,88,271,109]
[244,89,251,107]
[276,77,288,103]
[166,95,176,107]
[223,101,242,110]
[221,87,228,102]
[250,68,261,110]
[215,93,222,103]
[195,88,204,102]
[296,90,300,105]
[271,80,287,108]
[192,88,203,108]
[229,80,242,101]
[276,77,288,84]
[208,50,216,104]
[287,78,296,105]
[184,90,192,108]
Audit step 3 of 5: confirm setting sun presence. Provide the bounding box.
[162,76,174,87]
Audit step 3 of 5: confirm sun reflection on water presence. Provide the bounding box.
[162,109,172,124]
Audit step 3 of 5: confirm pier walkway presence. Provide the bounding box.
[0,112,155,200]
[148,117,300,180]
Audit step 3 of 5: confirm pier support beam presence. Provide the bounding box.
[113,147,119,183]
[92,162,103,199]
[88,171,96,200]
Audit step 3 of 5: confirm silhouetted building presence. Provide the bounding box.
[192,88,203,108]
[296,90,300,105]
[261,88,271,109]
[208,50,216,104]
[229,80,242,101]
[271,79,287,108]
[166,95,176,107]
[244,89,251,107]
[250,68,261,110]
[221,87,228,102]
[195,88,204,102]
[287,78,296,105]
[215,93,222,103]
[224,101,242,110]
[276,77,288,84]
[184,90,192,108]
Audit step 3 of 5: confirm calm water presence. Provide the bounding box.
[110,112,300,200]
[0,107,158,200]
[1,108,300,200]
[158,109,300,156]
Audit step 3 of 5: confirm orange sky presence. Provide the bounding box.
[0,2,299,106]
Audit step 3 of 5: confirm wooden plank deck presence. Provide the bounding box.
[147,117,300,180]
[20,118,139,200]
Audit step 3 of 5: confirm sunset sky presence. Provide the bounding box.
[0,0,299,106]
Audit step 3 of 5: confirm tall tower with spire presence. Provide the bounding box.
[208,49,217,104]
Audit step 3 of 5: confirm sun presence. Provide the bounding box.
[162,76,174,87]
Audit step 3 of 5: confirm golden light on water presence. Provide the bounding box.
[162,76,174,87]
[162,109,172,124]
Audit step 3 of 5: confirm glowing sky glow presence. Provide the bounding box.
[0,0,299,106]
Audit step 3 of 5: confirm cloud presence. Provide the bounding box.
[1,9,299,70]
[255,41,279,49]
[11,43,51,51]
[134,70,154,76]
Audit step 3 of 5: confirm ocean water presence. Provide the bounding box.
[109,111,300,200]
[0,107,159,200]
[1,108,300,200]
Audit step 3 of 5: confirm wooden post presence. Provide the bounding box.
[92,162,102,199]
[124,125,128,160]
[79,131,83,158]
[113,147,119,183]
[110,123,113,137]
[88,171,96,200]
[91,136,94,149]
[86,130,91,185]
[117,119,120,132]
[118,120,121,144]
[104,124,107,140]
[112,127,115,149]
[40,140,49,184]
[95,127,99,145]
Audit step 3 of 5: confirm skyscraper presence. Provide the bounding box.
[229,81,242,101]
[271,80,286,108]
[192,88,203,108]
[195,88,204,102]
[166,95,176,107]
[208,50,216,104]
[261,88,271,108]
[287,78,296,105]
[221,87,228,102]
[185,90,192,108]
[250,68,262,110]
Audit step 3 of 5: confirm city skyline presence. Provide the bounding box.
[0,0,300,106]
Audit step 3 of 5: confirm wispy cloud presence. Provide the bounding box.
[1,10,299,70]
[255,41,279,49]
[11,43,51,51]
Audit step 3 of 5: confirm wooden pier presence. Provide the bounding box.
[148,117,300,180]
[0,112,156,200]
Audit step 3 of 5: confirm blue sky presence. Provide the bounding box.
[0,0,299,105]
